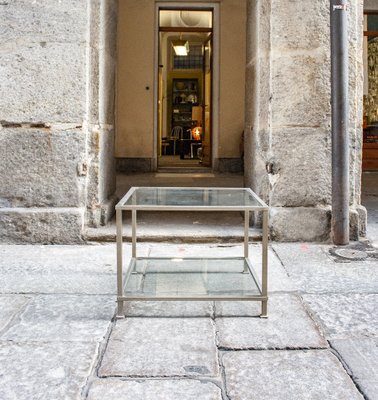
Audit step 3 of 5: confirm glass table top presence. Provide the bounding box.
[117,187,267,210]
[124,257,261,299]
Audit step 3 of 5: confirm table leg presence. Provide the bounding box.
[132,209,137,258]
[261,209,269,318]
[244,210,249,273]
[116,209,124,318]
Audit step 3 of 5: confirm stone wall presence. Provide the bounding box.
[245,0,366,241]
[0,0,118,243]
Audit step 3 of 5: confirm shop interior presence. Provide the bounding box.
[363,12,378,170]
[157,10,212,169]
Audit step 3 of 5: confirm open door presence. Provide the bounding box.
[201,36,212,167]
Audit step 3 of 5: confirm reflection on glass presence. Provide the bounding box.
[124,258,260,298]
[123,188,264,208]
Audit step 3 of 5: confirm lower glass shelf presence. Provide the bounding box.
[123,257,262,300]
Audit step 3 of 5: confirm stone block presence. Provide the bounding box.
[270,128,331,207]
[216,158,243,173]
[303,293,378,340]
[271,0,329,51]
[331,338,378,400]
[270,206,331,241]
[0,207,84,244]
[116,158,153,172]
[99,318,218,377]
[0,295,30,332]
[0,43,86,123]
[0,342,97,400]
[0,0,87,43]
[87,379,222,400]
[271,54,330,127]
[272,243,378,293]
[222,350,364,400]
[124,301,214,317]
[0,244,118,293]
[215,294,327,349]
[0,128,86,208]
[2,295,115,342]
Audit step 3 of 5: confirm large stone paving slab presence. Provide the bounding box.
[87,379,222,400]
[222,350,363,400]
[99,318,219,377]
[215,294,327,349]
[124,301,214,317]
[272,243,378,293]
[303,293,378,339]
[2,295,115,342]
[0,341,97,400]
[332,338,378,400]
[0,295,30,332]
[0,244,147,294]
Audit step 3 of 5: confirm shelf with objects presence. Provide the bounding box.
[115,187,269,318]
[171,78,202,159]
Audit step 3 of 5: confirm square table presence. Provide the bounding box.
[115,187,269,318]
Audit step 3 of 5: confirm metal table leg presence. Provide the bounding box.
[116,209,124,318]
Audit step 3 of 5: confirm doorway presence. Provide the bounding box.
[363,11,378,170]
[157,9,213,170]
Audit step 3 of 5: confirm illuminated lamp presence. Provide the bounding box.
[172,39,189,56]
[192,126,202,140]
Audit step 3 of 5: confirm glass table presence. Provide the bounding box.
[115,187,269,317]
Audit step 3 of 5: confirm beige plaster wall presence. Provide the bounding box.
[116,0,246,160]
[218,0,246,158]
[115,0,154,157]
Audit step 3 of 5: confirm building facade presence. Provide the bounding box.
[0,0,374,243]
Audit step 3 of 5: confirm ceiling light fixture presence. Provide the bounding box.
[172,36,189,56]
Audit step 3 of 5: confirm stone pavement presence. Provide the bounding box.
[0,239,377,400]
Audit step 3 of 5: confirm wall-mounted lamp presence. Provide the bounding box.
[172,39,189,56]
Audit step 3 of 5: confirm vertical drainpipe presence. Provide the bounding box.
[330,0,350,245]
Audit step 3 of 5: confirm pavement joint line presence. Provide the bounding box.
[217,351,232,400]
[328,343,369,400]
[217,346,331,352]
[82,306,118,398]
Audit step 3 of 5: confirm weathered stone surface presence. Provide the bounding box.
[124,301,214,317]
[332,338,378,400]
[303,294,378,339]
[0,244,119,293]
[0,0,87,43]
[0,295,30,332]
[215,294,327,349]
[0,341,97,400]
[2,295,114,342]
[0,128,86,207]
[270,206,331,241]
[271,55,330,128]
[0,244,118,273]
[0,207,84,244]
[99,318,218,377]
[272,243,378,293]
[222,350,364,400]
[87,379,222,400]
[0,43,86,123]
[269,128,331,207]
[271,0,329,51]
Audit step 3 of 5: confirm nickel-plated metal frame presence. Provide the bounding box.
[116,187,269,318]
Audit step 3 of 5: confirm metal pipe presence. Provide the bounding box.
[330,0,350,245]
